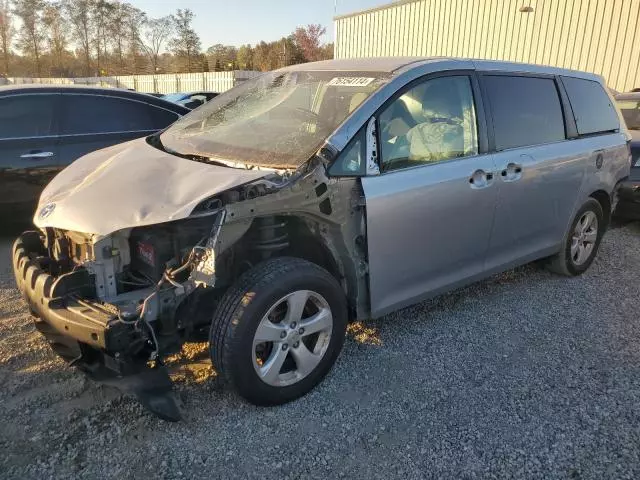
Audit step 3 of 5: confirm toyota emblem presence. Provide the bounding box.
[39,203,56,219]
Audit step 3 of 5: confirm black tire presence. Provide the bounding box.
[209,257,348,406]
[547,198,605,276]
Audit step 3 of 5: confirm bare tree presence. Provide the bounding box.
[139,16,173,73]
[13,0,47,76]
[1,1,333,78]
[108,1,129,72]
[93,0,114,75]
[207,44,236,71]
[43,1,67,74]
[65,0,93,76]
[169,8,200,72]
[124,4,145,74]
[0,0,13,76]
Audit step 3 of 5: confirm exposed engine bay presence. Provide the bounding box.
[11,62,387,421]
[14,156,369,420]
[30,161,367,360]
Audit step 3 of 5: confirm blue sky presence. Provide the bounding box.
[128,0,387,48]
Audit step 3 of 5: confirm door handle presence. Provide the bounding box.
[469,169,494,189]
[500,162,522,182]
[20,151,54,159]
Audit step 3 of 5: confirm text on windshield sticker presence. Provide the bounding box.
[327,77,375,87]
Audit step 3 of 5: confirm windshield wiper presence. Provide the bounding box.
[147,133,232,168]
[182,154,232,168]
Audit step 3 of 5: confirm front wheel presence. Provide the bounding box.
[547,198,605,276]
[209,257,348,406]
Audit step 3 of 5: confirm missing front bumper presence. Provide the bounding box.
[12,231,182,421]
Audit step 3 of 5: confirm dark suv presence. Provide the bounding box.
[615,93,640,219]
[0,85,189,222]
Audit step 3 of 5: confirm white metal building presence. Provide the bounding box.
[334,0,640,91]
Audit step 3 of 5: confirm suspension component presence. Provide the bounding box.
[252,217,289,260]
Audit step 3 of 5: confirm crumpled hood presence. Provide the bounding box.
[35,138,269,235]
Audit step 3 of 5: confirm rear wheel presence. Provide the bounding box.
[547,198,605,276]
[209,257,347,406]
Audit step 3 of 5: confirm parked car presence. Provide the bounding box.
[13,58,630,420]
[0,85,190,222]
[614,92,640,219]
[162,91,219,109]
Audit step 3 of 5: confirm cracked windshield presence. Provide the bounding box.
[161,71,389,168]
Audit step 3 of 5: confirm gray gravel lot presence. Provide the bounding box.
[1,223,640,479]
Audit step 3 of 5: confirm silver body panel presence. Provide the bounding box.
[487,133,629,273]
[362,154,497,317]
[486,140,587,270]
[34,138,268,235]
[351,58,629,318]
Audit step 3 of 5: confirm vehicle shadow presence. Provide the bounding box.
[609,218,640,231]
[0,213,36,239]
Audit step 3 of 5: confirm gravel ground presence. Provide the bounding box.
[1,223,640,479]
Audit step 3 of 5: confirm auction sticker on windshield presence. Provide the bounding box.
[327,77,376,87]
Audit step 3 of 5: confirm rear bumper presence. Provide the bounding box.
[614,180,640,220]
[12,232,181,421]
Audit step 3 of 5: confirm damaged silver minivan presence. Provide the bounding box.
[13,58,630,420]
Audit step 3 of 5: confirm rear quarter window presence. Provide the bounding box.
[561,77,619,135]
[483,75,566,151]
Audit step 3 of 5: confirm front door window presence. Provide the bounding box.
[378,75,478,172]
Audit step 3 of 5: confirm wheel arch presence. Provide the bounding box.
[284,216,344,282]
[219,214,348,291]
[589,189,611,228]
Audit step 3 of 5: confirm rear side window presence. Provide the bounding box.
[484,75,566,151]
[0,94,56,139]
[60,94,178,135]
[562,77,619,135]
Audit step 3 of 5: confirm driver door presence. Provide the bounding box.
[361,74,498,317]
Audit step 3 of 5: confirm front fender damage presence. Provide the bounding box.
[189,161,370,319]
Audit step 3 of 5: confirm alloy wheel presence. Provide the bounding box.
[252,290,333,387]
[570,210,598,266]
